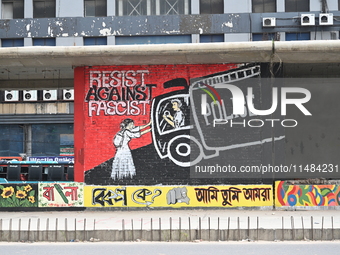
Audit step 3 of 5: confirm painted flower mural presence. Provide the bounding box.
[0,184,38,207]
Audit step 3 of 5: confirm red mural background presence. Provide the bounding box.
[74,64,238,182]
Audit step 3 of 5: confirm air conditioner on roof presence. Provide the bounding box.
[23,90,37,101]
[4,90,19,102]
[63,89,74,100]
[319,13,333,25]
[262,17,276,27]
[43,90,57,101]
[301,14,315,26]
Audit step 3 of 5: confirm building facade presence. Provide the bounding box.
[1,0,340,187]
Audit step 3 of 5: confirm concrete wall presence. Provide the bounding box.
[0,102,73,115]
[1,11,340,43]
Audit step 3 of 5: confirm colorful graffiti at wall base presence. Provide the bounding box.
[275,181,340,207]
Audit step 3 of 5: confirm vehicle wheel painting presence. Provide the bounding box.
[167,135,203,167]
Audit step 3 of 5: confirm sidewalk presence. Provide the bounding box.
[0,209,340,230]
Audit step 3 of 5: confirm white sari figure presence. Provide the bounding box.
[111,119,152,180]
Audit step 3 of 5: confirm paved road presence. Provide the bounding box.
[1,241,340,255]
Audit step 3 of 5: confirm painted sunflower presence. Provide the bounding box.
[1,186,14,198]
[16,190,27,199]
[24,185,33,192]
[28,196,35,204]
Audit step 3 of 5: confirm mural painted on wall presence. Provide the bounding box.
[275,181,340,207]
[84,185,273,208]
[38,182,84,207]
[0,184,38,207]
[75,64,285,185]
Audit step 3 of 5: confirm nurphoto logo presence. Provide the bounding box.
[200,83,312,128]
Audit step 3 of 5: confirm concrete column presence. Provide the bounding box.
[24,38,32,46]
[327,0,338,11]
[24,125,32,157]
[310,0,321,11]
[57,0,83,17]
[192,34,199,43]
[278,32,285,41]
[107,36,116,45]
[277,0,285,12]
[225,33,250,42]
[107,0,116,16]
[191,0,199,14]
[225,0,251,13]
[56,37,83,46]
[25,0,33,19]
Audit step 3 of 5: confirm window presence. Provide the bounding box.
[84,0,107,17]
[286,32,310,41]
[200,34,224,43]
[252,0,276,13]
[1,38,24,47]
[1,0,24,19]
[33,38,56,46]
[252,33,279,41]
[33,0,55,18]
[158,0,190,15]
[116,0,190,16]
[200,0,223,14]
[84,37,107,45]
[31,124,73,156]
[115,35,191,45]
[0,125,24,156]
[285,0,309,12]
[117,0,149,16]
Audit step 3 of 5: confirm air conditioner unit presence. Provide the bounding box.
[4,90,19,102]
[320,13,333,25]
[301,14,315,26]
[63,89,74,100]
[262,17,276,27]
[23,90,37,101]
[43,90,57,101]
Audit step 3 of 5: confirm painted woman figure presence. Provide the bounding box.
[111,118,152,180]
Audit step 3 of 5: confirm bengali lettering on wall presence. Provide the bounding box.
[84,185,273,208]
[275,181,340,207]
[38,182,84,207]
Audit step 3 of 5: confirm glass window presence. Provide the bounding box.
[33,38,56,46]
[252,33,279,41]
[115,35,192,45]
[0,125,24,156]
[2,0,24,19]
[84,0,107,17]
[31,124,73,156]
[84,37,107,45]
[286,32,310,41]
[117,0,148,16]
[252,0,276,13]
[158,0,190,15]
[33,0,55,18]
[285,0,309,12]
[1,38,24,47]
[200,0,223,14]
[200,34,224,43]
